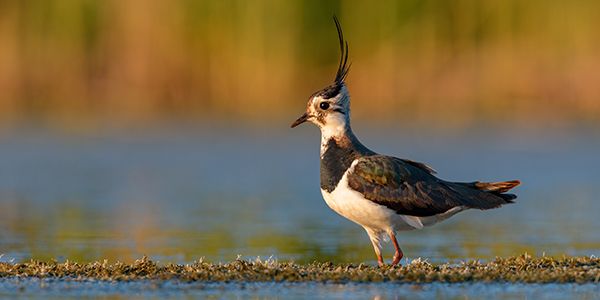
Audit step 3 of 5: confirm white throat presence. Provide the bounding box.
[319,113,350,156]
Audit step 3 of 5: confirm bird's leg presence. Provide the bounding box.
[370,240,384,267]
[375,251,384,267]
[389,232,404,266]
[366,229,384,267]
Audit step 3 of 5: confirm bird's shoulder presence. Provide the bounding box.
[348,154,437,184]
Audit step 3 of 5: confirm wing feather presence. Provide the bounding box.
[347,155,511,217]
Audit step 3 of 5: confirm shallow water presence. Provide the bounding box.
[0,125,599,267]
[1,278,599,299]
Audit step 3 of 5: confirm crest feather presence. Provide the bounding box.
[333,16,351,84]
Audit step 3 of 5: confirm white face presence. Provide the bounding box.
[291,84,351,140]
[307,94,349,139]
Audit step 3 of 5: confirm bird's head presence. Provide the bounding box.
[291,16,352,138]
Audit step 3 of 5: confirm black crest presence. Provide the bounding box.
[333,15,350,84]
[317,16,351,99]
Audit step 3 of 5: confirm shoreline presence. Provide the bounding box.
[1,254,598,284]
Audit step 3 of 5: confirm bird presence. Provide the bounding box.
[290,16,520,267]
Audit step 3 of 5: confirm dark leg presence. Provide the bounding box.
[389,232,404,266]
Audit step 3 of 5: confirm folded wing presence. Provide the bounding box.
[346,155,518,217]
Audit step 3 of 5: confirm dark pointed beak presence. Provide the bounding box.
[290,112,309,128]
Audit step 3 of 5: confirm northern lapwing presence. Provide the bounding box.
[291,16,520,267]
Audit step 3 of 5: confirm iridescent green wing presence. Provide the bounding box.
[347,155,493,216]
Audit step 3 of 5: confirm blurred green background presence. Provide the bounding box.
[1,0,599,130]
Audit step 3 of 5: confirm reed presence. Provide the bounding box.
[0,1,599,128]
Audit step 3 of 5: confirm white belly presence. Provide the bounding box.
[320,161,424,233]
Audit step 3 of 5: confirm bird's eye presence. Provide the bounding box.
[319,102,330,110]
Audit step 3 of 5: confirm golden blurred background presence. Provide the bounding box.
[0,0,599,129]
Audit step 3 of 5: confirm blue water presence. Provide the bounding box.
[0,125,599,264]
[1,278,599,299]
[0,125,599,298]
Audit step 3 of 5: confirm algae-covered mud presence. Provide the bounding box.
[1,255,598,283]
[1,255,599,299]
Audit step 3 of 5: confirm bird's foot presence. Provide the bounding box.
[389,232,404,267]
[391,251,403,267]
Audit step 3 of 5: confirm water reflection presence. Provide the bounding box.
[0,126,599,264]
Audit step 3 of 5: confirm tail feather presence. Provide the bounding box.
[447,179,521,210]
[474,180,521,193]
[473,180,520,203]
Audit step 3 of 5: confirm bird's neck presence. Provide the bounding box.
[319,113,352,155]
[319,111,349,138]
[319,123,373,158]
[320,124,350,155]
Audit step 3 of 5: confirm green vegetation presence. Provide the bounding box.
[1,1,600,128]
[1,254,598,283]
